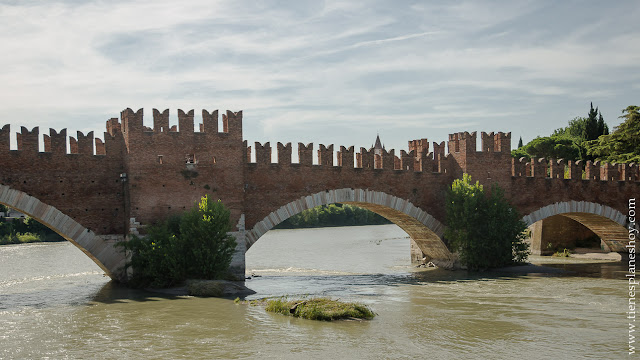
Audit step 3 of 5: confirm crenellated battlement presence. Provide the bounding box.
[0,125,122,157]
[277,142,292,165]
[511,157,639,182]
[1,112,637,279]
[242,129,636,184]
[254,142,271,165]
[0,124,9,152]
[117,108,243,138]
[447,131,512,155]
[337,146,354,168]
[2,113,635,183]
[298,143,313,166]
[447,131,476,154]
[0,107,245,158]
[244,136,457,174]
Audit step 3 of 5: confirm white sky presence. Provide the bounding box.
[1,0,639,154]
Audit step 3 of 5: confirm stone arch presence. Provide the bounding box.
[245,188,454,267]
[0,184,126,279]
[522,201,629,252]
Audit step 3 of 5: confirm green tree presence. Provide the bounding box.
[517,137,523,149]
[510,147,529,159]
[584,102,600,141]
[444,174,529,270]
[585,105,640,163]
[519,103,610,162]
[597,111,609,136]
[119,195,237,287]
[521,136,581,160]
[179,196,237,280]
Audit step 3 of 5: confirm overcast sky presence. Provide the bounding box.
[1,0,638,156]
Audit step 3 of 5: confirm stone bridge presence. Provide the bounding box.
[0,108,637,280]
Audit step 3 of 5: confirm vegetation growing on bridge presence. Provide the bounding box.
[445,174,530,270]
[274,204,391,229]
[0,204,65,245]
[118,195,237,288]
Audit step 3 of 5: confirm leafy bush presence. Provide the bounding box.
[445,174,530,270]
[118,196,237,288]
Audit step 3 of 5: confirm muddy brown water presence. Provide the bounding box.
[0,225,628,359]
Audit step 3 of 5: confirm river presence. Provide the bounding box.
[0,225,629,359]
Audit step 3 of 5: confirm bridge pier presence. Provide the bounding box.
[228,222,247,280]
[410,239,427,264]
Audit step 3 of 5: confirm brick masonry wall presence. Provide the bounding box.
[1,111,639,277]
[0,126,126,235]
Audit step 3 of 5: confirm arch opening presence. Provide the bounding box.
[522,201,630,254]
[246,188,455,268]
[0,184,125,279]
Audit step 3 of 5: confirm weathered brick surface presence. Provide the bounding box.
[0,111,638,276]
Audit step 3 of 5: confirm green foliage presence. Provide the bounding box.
[516,103,610,162]
[585,105,640,163]
[0,232,43,245]
[274,203,391,229]
[179,196,237,280]
[0,213,65,245]
[444,174,529,270]
[265,297,376,321]
[521,136,581,160]
[517,137,523,149]
[553,103,609,143]
[510,147,529,160]
[118,195,237,288]
[553,249,571,258]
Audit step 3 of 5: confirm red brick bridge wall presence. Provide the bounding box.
[0,108,638,279]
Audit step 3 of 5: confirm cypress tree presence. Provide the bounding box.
[597,111,609,135]
[584,102,599,140]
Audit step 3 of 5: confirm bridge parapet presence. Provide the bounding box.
[510,156,639,182]
[298,142,313,166]
[277,142,292,165]
[337,146,354,168]
[478,131,512,153]
[399,150,414,171]
[318,144,333,166]
[0,125,124,158]
[119,108,242,139]
[254,141,271,165]
[549,159,564,179]
[244,138,453,173]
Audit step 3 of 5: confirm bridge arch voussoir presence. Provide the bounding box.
[0,184,125,279]
[246,188,454,266]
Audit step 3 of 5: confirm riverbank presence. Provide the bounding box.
[0,233,65,245]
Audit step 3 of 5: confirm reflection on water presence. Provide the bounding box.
[0,225,629,359]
